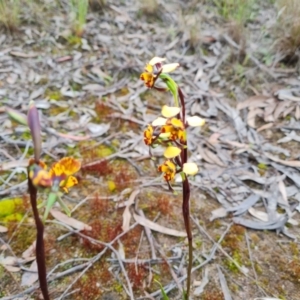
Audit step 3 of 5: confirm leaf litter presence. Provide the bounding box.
[0,0,300,299]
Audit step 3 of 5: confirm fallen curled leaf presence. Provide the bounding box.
[265,153,300,167]
[3,265,20,272]
[247,107,264,128]
[133,213,187,237]
[236,95,271,110]
[0,255,17,266]
[257,123,273,132]
[248,207,269,222]
[210,207,228,221]
[50,209,92,231]
[10,51,39,58]
[22,241,36,259]
[21,260,39,286]
[0,255,20,272]
[208,132,221,145]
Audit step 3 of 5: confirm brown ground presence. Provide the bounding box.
[0,0,300,299]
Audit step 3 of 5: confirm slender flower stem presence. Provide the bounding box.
[27,172,50,300]
[182,176,192,299]
[178,87,186,124]
[178,86,192,299]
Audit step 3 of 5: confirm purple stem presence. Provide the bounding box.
[28,173,50,300]
[178,86,192,299]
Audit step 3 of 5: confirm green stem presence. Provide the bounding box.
[27,170,50,300]
[159,73,179,107]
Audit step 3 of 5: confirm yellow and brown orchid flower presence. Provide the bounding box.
[49,157,81,193]
[140,57,179,88]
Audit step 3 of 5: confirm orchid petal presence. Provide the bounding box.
[152,117,167,126]
[140,72,155,88]
[161,63,179,73]
[149,57,166,65]
[161,105,180,118]
[170,118,184,129]
[183,163,198,175]
[187,116,205,127]
[159,132,171,139]
[164,146,181,159]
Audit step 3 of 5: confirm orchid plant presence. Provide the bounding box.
[6,102,81,300]
[141,57,205,299]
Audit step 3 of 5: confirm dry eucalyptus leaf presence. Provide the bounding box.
[3,265,20,272]
[10,51,39,58]
[236,95,270,110]
[50,209,92,231]
[21,260,38,286]
[247,108,264,128]
[22,241,36,259]
[265,153,300,168]
[133,213,187,237]
[257,123,273,132]
[210,207,227,221]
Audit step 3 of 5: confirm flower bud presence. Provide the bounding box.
[27,101,42,162]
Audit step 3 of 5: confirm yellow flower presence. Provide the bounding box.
[158,160,176,181]
[49,157,81,193]
[28,159,52,188]
[143,125,155,145]
[140,57,179,88]
[161,118,185,143]
[140,72,155,88]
